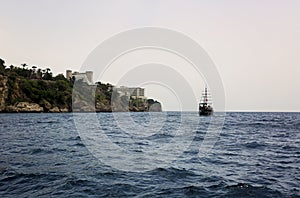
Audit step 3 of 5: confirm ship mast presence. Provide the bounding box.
[200,87,211,107]
[204,87,208,104]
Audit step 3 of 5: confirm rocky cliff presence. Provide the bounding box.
[0,74,72,113]
[0,75,8,111]
[0,57,161,113]
[0,75,162,113]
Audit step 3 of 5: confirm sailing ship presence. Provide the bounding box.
[199,87,213,116]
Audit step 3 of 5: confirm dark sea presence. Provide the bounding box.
[0,112,299,197]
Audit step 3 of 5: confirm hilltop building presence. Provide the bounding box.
[115,86,146,100]
[66,70,94,85]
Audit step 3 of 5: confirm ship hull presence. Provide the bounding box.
[199,110,213,116]
[199,106,213,116]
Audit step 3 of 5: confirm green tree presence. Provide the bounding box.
[0,58,5,68]
[21,63,27,70]
[37,68,42,79]
[53,74,67,81]
[43,68,53,80]
[0,58,5,74]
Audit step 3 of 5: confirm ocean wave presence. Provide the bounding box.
[243,141,267,149]
[225,183,283,198]
[1,112,299,197]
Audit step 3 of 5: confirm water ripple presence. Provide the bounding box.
[0,112,299,197]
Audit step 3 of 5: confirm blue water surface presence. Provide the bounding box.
[0,112,299,197]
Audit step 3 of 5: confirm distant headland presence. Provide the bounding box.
[0,58,162,113]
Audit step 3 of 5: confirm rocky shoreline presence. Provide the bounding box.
[2,102,69,113]
[1,101,161,113]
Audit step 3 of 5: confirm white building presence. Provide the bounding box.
[115,86,146,100]
[66,70,94,85]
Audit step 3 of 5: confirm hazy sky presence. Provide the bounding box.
[0,0,299,111]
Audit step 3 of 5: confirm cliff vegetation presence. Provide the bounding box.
[0,58,161,113]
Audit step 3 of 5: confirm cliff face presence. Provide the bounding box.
[0,75,8,111]
[72,82,162,112]
[0,75,162,113]
[148,102,162,112]
[0,74,72,113]
[0,57,162,113]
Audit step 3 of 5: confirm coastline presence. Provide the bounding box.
[0,59,162,113]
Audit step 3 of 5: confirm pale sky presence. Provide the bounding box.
[0,0,299,111]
